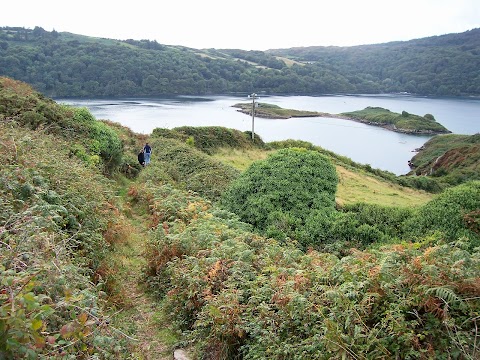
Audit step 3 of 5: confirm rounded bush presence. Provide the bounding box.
[220,148,338,237]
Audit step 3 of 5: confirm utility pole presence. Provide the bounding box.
[249,93,257,141]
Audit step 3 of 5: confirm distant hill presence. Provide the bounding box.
[1,26,480,97]
[266,28,480,96]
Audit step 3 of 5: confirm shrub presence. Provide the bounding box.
[70,107,123,173]
[342,202,414,239]
[397,175,444,193]
[146,137,240,201]
[220,148,338,244]
[154,126,265,154]
[403,180,480,247]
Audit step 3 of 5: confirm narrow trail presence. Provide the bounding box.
[108,182,191,360]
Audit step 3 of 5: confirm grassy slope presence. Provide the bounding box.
[335,166,432,207]
[212,148,433,207]
[409,133,480,185]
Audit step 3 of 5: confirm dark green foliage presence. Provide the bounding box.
[343,202,414,238]
[299,210,387,255]
[70,107,123,172]
[403,181,480,247]
[0,27,256,97]
[220,148,338,244]
[397,175,444,193]
[299,203,413,255]
[1,26,480,97]
[268,28,480,96]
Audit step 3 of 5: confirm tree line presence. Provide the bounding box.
[1,26,479,97]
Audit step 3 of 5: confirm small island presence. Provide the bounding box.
[232,102,324,119]
[233,103,451,135]
[341,107,451,135]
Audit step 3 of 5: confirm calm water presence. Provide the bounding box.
[57,94,480,175]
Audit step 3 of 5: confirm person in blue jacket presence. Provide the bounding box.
[143,143,152,165]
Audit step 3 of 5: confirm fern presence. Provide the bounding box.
[426,286,468,311]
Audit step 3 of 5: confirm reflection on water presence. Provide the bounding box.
[57,95,480,176]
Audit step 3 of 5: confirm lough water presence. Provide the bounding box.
[57,94,480,175]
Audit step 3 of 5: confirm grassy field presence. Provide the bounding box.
[213,148,433,207]
[335,166,433,207]
[212,147,271,171]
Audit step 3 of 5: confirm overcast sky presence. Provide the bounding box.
[2,0,480,50]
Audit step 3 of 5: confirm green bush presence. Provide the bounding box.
[153,126,264,154]
[397,175,444,193]
[403,180,480,247]
[342,202,414,239]
[70,107,123,173]
[146,137,240,201]
[220,148,338,244]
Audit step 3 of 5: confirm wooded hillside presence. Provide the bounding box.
[1,26,479,97]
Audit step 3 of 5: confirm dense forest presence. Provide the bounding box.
[1,26,480,97]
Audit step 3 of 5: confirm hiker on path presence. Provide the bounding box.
[138,149,145,167]
[143,142,152,165]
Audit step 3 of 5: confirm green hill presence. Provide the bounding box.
[267,28,480,96]
[408,133,480,185]
[1,78,480,359]
[1,26,480,97]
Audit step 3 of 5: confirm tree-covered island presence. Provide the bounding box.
[233,103,451,135]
